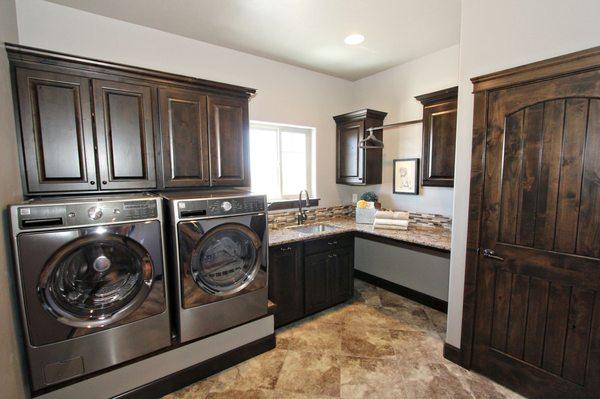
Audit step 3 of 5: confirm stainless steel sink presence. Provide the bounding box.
[287,224,338,235]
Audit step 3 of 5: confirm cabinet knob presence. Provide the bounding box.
[90,181,95,185]
[102,181,108,185]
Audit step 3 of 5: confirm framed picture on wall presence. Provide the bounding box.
[393,158,419,195]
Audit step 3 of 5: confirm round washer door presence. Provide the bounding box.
[190,223,262,295]
[39,233,154,328]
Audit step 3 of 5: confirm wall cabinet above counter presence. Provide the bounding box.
[333,109,387,185]
[7,44,254,196]
[415,87,458,187]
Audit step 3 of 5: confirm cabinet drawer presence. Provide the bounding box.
[304,233,353,255]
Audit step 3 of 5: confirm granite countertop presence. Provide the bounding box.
[268,216,451,251]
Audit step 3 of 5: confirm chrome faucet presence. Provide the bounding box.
[297,190,310,225]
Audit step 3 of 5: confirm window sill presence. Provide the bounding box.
[267,198,320,211]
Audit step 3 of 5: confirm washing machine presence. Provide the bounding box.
[9,194,171,391]
[163,190,268,343]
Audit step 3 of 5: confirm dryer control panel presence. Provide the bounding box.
[177,195,266,219]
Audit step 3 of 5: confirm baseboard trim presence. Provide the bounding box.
[354,269,448,313]
[443,342,463,366]
[115,334,276,399]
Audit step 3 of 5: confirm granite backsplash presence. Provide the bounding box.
[268,205,452,230]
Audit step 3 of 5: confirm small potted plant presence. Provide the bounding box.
[360,191,381,209]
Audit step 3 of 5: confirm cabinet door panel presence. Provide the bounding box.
[16,68,97,193]
[268,243,304,327]
[304,252,330,314]
[422,100,457,187]
[158,87,210,188]
[336,121,364,184]
[93,80,156,189]
[208,95,249,186]
[330,246,354,304]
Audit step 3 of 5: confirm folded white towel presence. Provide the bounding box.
[373,219,409,230]
[374,210,409,220]
[373,218,409,227]
[372,223,408,231]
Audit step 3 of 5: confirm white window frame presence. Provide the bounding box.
[250,121,315,201]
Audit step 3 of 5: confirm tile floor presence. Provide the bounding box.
[163,279,523,398]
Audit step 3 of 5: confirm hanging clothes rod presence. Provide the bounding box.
[367,118,423,132]
[358,118,423,149]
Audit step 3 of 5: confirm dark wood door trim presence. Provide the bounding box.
[472,46,600,92]
[460,46,600,398]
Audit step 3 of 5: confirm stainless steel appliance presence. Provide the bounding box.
[9,194,171,391]
[163,190,268,342]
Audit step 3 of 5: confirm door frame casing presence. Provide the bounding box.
[458,45,600,369]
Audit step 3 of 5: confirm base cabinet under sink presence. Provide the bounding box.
[268,234,354,328]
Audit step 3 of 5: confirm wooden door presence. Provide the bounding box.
[304,252,330,314]
[329,246,354,304]
[207,95,249,186]
[16,68,97,193]
[268,243,304,328]
[336,120,365,184]
[471,66,600,398]
[158,87,210,188]
[93,80,156,190]
[421,99,457,187]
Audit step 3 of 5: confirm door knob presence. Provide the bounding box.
[482,248,504,261]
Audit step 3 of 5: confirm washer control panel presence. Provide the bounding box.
[16,198,158,230]
[177,195,266,219]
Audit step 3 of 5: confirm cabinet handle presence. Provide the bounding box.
[280,246,292,252]
[328,241,338,246]
[328,253,337,258]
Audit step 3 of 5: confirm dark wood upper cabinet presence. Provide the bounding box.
[93,80,157,190]
[158,87,210,188]
[208,95,249,187]
[15,68,98,193]
[8,44,255,196]
[333,109,387,185]
[416,87,458,187]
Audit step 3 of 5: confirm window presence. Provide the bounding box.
[249,122,314,200]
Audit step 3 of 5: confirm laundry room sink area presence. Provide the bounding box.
[286,223,340,235]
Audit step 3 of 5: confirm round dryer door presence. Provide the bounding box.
[39,234,154,328]
[190,223,262,295]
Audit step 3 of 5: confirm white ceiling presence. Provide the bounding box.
[46,0,461,81]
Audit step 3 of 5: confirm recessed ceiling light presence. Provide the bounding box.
[344,34,365,45]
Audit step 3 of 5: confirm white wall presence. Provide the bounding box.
[446,0,600,348]
[15,0,356,207]
[355,238,450,301]
[342,45,459,216]
[0,0,27,398]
